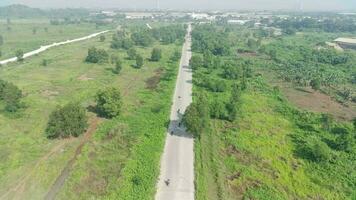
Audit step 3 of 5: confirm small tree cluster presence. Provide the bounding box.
[0,80,22,112]
[16,49,24,62]
[150,47,162,61]
[45,103,88,139]
[183,93,210,137]
[96,87,122,118]
[85,47,109,63]
[135,55,144,68]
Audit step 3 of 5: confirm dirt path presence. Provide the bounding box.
[0,30,109,65]
[44,117,101,200]
[0,139,74,200]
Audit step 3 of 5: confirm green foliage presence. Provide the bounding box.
[306,137,332,162]
[16,49,24,61]
[192,25,231,56]
[111,34,133,50]
[170,50,181,62]
[190,55,203,70]
[127,48,137,60]
[151,25,185,44]
[0,35,3,46]
[114,59,122,74]
[96,87,122,118]
[41,59,48,66]
[209,100,228,119]
[45,102,88,139]
[100,35,106,42]
[135,54,144,68]
[150,47,162,61]
[85,47,109,63]
[131,30,154,47]
[183,92,210,137]
[310,79,320,90]
[0,79,22,112]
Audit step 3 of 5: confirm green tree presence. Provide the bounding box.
[114,59,122,74]
[127,48,137,60]
[45,103,88,139]
[100,35,106,42]
[183,92,210,137]
[85,47,109,63]
[0,35,3,46]
[307,138,331,162]
[170,50,181,61]
[310,79,321,90]
[150,47,162,61]
[96,87,122,118]
[190,55,203,70]
[16,49,24,62]
[135,55,144,68]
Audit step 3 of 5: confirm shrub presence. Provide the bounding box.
[114,59,122,74]
[96,87,122,118]
[306,138,331,162]
[100,35,106,42]
[150,47,162,61]
[85,47,109,63]
[0,80,22,112]
[45,103,88,139]
[135,55,144,68]
[170,50,181,61]
[127,48,137,60]
[16,49,24,61]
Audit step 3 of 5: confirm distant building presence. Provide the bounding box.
[227,19,249,25]
[334,38,356,49]
[190,13,215,21]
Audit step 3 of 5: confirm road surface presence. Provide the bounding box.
[0,30,109,65]
[155,24,194,200]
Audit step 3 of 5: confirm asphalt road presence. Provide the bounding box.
[0,30,109,65]
[155,24,194,200]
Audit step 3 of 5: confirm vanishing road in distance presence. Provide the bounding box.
[155,24,195,200]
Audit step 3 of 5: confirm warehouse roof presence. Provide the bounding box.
[334,37,356,44]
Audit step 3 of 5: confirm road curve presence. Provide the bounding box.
[0,30,109,65]
[155,24,194,200]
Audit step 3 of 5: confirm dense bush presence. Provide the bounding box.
[85,47,109,63]
[131,30,154,47]
[111,34,133,50]
[16,49,24,61]
[127,48,137,60]
[135,54,144,68]
[183,93,210,137]
[150,47,162,61]
[0,79,22,112]
[45,103,88,139]
[96,87,122,118]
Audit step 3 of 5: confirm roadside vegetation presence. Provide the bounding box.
[0,16,185,199]
[188,24,356,200]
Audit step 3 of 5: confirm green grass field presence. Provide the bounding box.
[0,27,182,199]
[191,24,355,200]
[0,19,109,59]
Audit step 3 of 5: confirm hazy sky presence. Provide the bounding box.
[2,0,356,11]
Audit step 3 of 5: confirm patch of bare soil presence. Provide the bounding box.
[77,74,93,81]
[280,86,356,121]
[41,90,59,98]
[145,68,164,90]
[261,70,356,121]
[44,117,101,200]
